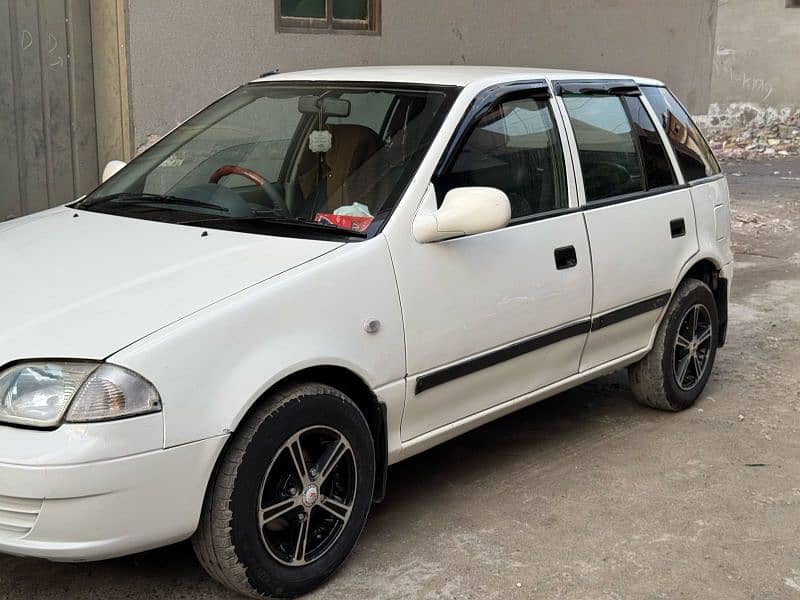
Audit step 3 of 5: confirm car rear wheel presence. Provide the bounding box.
[628,278,719,411]
[193,382,375,598]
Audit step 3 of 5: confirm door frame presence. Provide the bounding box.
[395,80,595,440]
[90,0,133,169]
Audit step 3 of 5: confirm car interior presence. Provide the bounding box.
[159,92,439,228]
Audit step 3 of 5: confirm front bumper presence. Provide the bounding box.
[0,422,227,561]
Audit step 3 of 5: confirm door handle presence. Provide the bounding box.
[670,218,686,238]
[554,245,577,270]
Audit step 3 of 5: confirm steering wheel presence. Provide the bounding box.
[209,164,267,186]
[209,164,292,217]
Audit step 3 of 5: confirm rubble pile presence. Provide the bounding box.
[731,209,795,236]
[695,103,800,160]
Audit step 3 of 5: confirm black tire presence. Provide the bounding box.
[192,383,375,598]
[628,279,719,411]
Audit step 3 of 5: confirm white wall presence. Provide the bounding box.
[711,0,800,107]
[125,0,718,148]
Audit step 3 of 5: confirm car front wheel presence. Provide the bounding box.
[193,382,375,598]
[628,278,719,411]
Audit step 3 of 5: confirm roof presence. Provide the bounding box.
[255,65,665,88]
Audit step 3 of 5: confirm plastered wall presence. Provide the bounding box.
[125,0,718,148]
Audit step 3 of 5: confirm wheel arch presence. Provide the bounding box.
[675,256,728,346]
[208,364,389,508]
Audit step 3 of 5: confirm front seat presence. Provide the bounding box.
[297,124,382,215]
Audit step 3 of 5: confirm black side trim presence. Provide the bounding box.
[414,320,591,395]
[590,292,672,331]
[413,292,673,395]
[554,79,640,96]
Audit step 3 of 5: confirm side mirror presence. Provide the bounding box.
[413,187,511,243]
[102,160,127,183]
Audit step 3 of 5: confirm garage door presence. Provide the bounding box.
[0,0,98,220]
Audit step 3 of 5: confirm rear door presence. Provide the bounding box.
[554,81,699,371]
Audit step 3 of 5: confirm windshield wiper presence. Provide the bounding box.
[81,193,229,212]
[178,215,368,238]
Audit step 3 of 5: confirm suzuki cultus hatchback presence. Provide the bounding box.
[0,67,732,598]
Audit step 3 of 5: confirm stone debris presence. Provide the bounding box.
[731,209,795,236]
[695,103,800,160]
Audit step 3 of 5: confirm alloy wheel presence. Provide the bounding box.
[257,425,356,567]
[673,303,713,391]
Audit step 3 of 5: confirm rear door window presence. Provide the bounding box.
[641,86,721,182]
[562,95,644,202]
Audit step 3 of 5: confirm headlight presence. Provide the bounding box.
[0,361,161,428]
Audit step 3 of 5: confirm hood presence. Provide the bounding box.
[0,207,341,364]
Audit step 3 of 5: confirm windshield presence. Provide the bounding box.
[78,83,457,239]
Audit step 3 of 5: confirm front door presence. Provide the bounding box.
[389,86,593,441]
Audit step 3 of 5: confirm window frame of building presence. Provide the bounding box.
[276,0,380,34]
[787,0,800,8]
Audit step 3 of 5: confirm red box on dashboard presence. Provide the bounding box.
[315,213,373,232]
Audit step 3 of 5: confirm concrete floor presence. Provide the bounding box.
[3,157,800,599]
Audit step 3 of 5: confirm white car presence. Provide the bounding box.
[0,66,732,598]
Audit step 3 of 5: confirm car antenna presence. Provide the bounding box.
[259,68,280,78]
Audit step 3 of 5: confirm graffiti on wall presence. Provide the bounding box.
[714,44,775,101]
